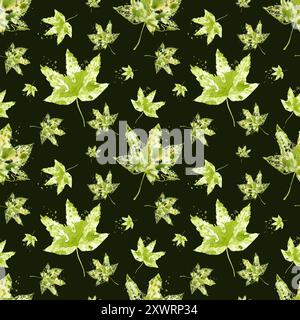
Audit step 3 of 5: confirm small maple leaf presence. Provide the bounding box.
[0,90,15,118]
[88,104,118,131]
[22,84,37,97]
[236,146,251,158]
[275,275,300,300]
[40,264,65,296]
[4,194,30,225]
[88,171,119,201]
[40,114,65,146]
[236,0,251,8]
[190,114,215,145]
[173,84,187,97]
[271,215,284,231]
[0,240,15,268]
[281,88,300,118]
[0,274,33,300]
[121,215,134,231]
[22,234,38,247]
[86,0,101,8]
[272,65,284,80]
[281,238,300,267]
[172,233,187,247]
[238,104,268,135]
[190,264,215,296]
[121,65,134,80]
[86,146,97,158]
[5,43,30,75]
[153,193,180,225]
[154,43,180,75]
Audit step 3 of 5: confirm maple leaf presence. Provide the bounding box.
[131,88,165,118]
[88,104,118,131]
[189,264,215,296]
[238,253,268,286]
[281,238,300,266]
[191,199,259,277]
[236,0,251,8]
[193,160,222,195]
[272,65,284,80]
[22,84,37,97]
[40,114,65,146]
[4,193,30,225]
[173,83,187,97]
[86,146,97,158]
[131,238,165,269]
[40,264,65,296]
[172,233,187,247]
[88,253,118,285]
[88,171,119,201]
[122,65,134,80]
[153,193,180,225]
[0,274,33,300]
[0,90,15,118]
[114,0,181,50]
[264,125,300,200]
[121,215,134,231]
[191,50,259,127]
[41,50,109,127]
[238,104,268,135]
[116,124,181,199]
[154,43,180,75]
[88,21,119,53]
[86,0,101,8]
[190,114,215,145]
[281,88,300,118]
[22,234,37,247]
[238,21,269,54]
[271,215,284,231]
[125,274,183,300]
[0,124,32,184]
[238,171,270,203]
[42,160,72,195]
[41,199,109,277]
[236,146,251,158]
[0,240,15,268]
[275,274,300,300]
[5,43,30,75]
[192,10,222,45]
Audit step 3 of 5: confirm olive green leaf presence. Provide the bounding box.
[236,146,251,158]
[236,0,251,8]
[86,146,97,159]
[88,21,119,53]
[173,84,187,97]
[121,215,134,231]
[190,114,215,145]
[4,193,30,225]
[88,253,118,286]
[122,65,134,80]
[41,199,109,277]
[23,84,37,97]
[40,264,65,296]
[88,104,118,131]
[191,49,259,126]
[0,124,32,184]
[281,88,300,117]
[264,125,300,200]
[238,21,269,54]
[275,274,300,300]
[42,10,72,45]
[131,88,165,118]
[40,49,109,127]
[190,264,215,296]
[238,104,268,135]
[131,238,165,268]
[191,199,259,277]
[193,160,222,195]
[0,90,15,118]
[22,234,37,247]
[271,215,284,231]
[281,238,300,266]
[0,274,33,300]
[86,0,101,8]
[154,43,180,75]
[272,65,284,80]
[42,160,72,195]
[238,171,270,203]
[192,10,222,45]
[0,240,15,268]
[238,254,268,286]
[5,43,30,75]
[172,233,187,247]
[125,274,183,300]
[114,0,181,50]
[40,114,65,146]
[88,171,119,201]
[153,193,180,225]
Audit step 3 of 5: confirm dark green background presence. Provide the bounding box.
[0,0,300,299]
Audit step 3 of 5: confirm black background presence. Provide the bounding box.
[0,0,300,300]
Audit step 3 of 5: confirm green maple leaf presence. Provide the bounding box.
[238,253,268,286]
[42,10,72,45]
[122,65,134,80]
[238,21,269,54]
[271,215,284,231]
[88,104,118,131]
[236,146,251,158]
[41,199,109,277]
[191,50,259,127]
[190,264,215,296]
[173,83,187,97]
[114,0,181,50]
[275,274,300,300]
[88,21,119,53]
[22,84,37,97]
[281,88,300,117]
[238,104,268,135]
[0,124,32,184]
[121,215,134,231]
[193,160,222,195]
[42,160,72,195]
[40,264,65,296]
[272,65,284,80]
[236,0,251,8]
[172,233,187,247]
[86,0,101,8]
[0,274,33,300]
[116,124,181,199]
[0,90,15,118]
[4,193,30,225]
[190,114,215,145]
[41,50,109,127]
[238,171,270,202]
[88,253,118,285]
[86,146,97,158]
[264,125,300,200]
[131,238,165,268]
[154,43,180,75]
[5,43,30,75]
[191,199,259,276]
[153,193,180,225]
[126,273,183,300]
[192,10,222,45]
[0,240,15,268]
[281,238,300,266]
[88,171,119,201]
[22,233,37,247]
[40,114,65,146]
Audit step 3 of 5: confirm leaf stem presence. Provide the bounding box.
[110,277,119,286]
[179,275,191,279]
[260,277,269,286]
[216,14,228,22]
[75,99,86,127]
[225,99,236,127]
[284,113,293,126]
[108,44,116,55]
[226,249,236,277]
[258,194,266,206]
[67,164,79,171]
[134,113,143,124]
[29,275,42,279]
[76,249,86,277]
[259,127,270,136]
[283,173,295,201]
[134,262,143,274]
[283,27,294,51]
[134,23,146,51]
[216,164,229,172]
[66,14,79,22]
[258,44,266,56]
[133,173,146,200]
[285,262,294,274]
[108,194,116,206]
[29,125,42,129]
